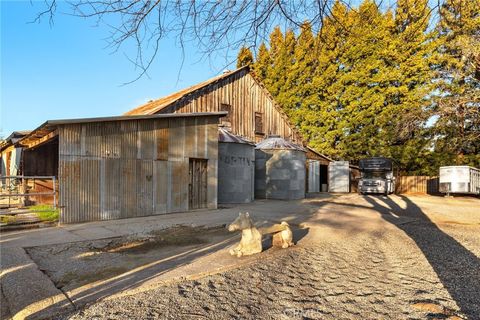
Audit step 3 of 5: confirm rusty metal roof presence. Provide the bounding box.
[218,127,254,145]
[124,67,249,116]
[256,135,306,151]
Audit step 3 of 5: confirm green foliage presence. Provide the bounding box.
[30,205,60,222]
[237,0,479,174]
[0,215,17,224]
[236,46,253,68]
[433,0,480,168]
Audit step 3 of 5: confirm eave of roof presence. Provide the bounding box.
[18,112,227,147]
[0,130,32,152]
[306,146,334,162]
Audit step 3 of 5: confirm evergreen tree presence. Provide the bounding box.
[384,0,439,172]
[284,22,317,120]
[434,0,480,167]
[263,27,295,99]
[236,46,253,68]
[238,0,476,173]
[253,43,271,80]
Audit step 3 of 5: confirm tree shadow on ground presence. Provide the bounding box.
[363,195,480,318]
[21,222,310,319]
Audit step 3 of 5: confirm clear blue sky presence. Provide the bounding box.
[0,1,236,138]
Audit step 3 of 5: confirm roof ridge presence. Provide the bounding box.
[124,66,250,116]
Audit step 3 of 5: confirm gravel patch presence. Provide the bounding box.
[61,219,479,320]
[26,226,233,293]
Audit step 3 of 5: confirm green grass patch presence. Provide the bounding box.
[0,215,17,224]
[29,205,60,222]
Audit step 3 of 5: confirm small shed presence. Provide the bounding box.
[328,161,350,193]
[217,128,255,204]
[255,136,306,200]
[18,112,225,223]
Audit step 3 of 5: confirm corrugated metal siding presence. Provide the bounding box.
[308,160,321,193]
[59,116,219,223]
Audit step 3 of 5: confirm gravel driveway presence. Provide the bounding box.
[58,195,480,319]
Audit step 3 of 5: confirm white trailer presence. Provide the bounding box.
[439,166,480,195]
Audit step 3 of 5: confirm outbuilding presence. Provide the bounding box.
[124,66,359,194]
[217,128,255,204]
[255,136,306,200]
[17,112,225,223]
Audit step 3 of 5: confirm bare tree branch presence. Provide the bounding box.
[31,0,450,83]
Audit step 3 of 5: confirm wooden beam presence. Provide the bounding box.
[24,130,58,149]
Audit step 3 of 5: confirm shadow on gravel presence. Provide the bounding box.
[364,195,480,319]
[24,223,310,319]
[25,228,240,319]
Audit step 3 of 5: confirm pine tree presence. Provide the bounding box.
[284,22,316,120]
[434,0,480,167]
[303,1,354,158]
[253,43,271,80]
[240,0,471,173]
[236,46,253,68]
[383,0,439,172]
[264,27,294,99]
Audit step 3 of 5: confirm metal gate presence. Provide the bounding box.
[0,176,57,208]
[188,159,208,210]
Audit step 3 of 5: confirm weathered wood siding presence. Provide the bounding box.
[58,116,219,223]
[395,176,440,195]
[159,70,303,144]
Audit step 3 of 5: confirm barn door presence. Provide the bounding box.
[189,159,208,210]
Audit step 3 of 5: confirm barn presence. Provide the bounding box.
[125,66,336,193]
[16,112,225,223]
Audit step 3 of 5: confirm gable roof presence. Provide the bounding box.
[125,67,250,116]
[124,66,305,143]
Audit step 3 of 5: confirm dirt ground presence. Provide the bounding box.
[25,195,480,319]
[26,226,236,293]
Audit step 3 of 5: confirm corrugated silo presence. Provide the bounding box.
[217,128,255,204]
[255,136,306,200]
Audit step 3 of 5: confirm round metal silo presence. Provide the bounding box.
[217,128,255,204]
[255,136,306,200]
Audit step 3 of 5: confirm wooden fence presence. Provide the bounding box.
[395,176,440,195]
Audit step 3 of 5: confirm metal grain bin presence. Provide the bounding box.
[255,136,306,200]
[218,128,255,203]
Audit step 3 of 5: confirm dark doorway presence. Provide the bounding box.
[320,164,328,192]
[189,159,208,210]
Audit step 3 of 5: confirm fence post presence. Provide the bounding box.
[53,176,57,209]
[22,176,27,206]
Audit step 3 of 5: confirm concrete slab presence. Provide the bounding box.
[69,226,119,240]
[0,247,74,320]
[0,228,85,249]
